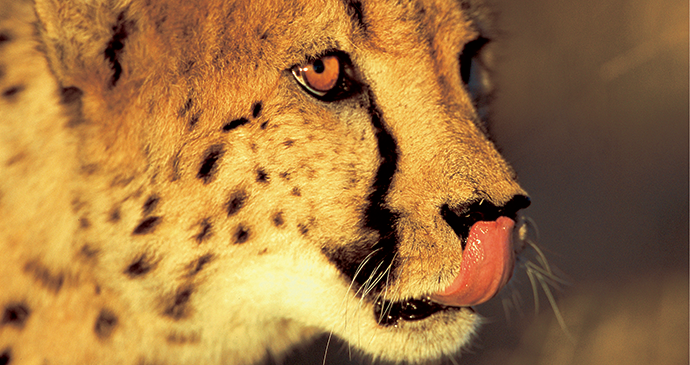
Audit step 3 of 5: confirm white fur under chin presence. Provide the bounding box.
[201,244,480,364]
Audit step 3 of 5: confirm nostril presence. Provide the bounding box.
[441,194,530,250]
[502,195,530,216]
[441,204,474,249]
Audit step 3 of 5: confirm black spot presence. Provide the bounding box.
[171,149,182,182]
[272,212,284,227]
[283,139,294,147]
[80,244,99,260]
[179,98,193,117]
[256,168,269,183]
[180,59,195,75]
[0,32,11,44]
[24,260,64,293]
[132,216,160,235]
[259,121,268,129]
[110,174,134,187]
[2,303,30,328]
[291,187,301,196]
[79,217,91,229]
[163,286,193,320]
[298,223,309,236]
[71,197,86,213]
[60,86,83,105]
[142,194,160,215]
[222,117,249,132]
[109,207,121,223]
[94,309,118,340]
[124,254,157,278]
[189,112,201,128]
[234,225,250,244]
[81,163,98,175]
[166,331,200,344]
[197,145,225,184]
[251,102,262,118]
[187,254,214,277]
[226,191,247,217]
[104,12,132,87]
[2,85,24,100]
[195,219,212,243]
[0,348,10,365]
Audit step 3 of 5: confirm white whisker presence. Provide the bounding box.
[514,216,573,342]
[325,247,382,365]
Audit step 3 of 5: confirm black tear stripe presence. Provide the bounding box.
[321,89,400,297]
[104,11,132,88]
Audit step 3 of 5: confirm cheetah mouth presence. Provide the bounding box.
[374,296,465,326]
[374,215,518,327]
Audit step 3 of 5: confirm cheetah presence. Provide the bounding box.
[0,0,531,364]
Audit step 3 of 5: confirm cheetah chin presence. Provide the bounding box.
[0,0,532,364]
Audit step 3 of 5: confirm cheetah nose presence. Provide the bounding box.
[441,195,530,249]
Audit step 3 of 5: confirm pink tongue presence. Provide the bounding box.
[430,217,516,307]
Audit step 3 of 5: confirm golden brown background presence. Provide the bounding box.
[285,0,689,363]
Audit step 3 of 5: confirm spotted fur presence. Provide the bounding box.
[0,0,529,364]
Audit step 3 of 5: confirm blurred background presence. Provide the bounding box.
[286,0,689,363]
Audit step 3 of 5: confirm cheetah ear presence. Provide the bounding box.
[34,0,136,91]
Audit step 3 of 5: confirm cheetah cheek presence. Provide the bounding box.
[430,217,516,307]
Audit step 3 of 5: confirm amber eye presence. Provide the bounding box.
[292,55,341,97]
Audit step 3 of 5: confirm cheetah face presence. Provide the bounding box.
[1,0,530,364]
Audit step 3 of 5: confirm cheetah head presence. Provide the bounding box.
[3,0,530,364]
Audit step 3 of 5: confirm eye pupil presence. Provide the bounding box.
[313,60,325,73]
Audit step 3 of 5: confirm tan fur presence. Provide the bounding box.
[0,0,528,364]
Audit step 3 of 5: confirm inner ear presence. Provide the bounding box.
[34,0,133,89]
